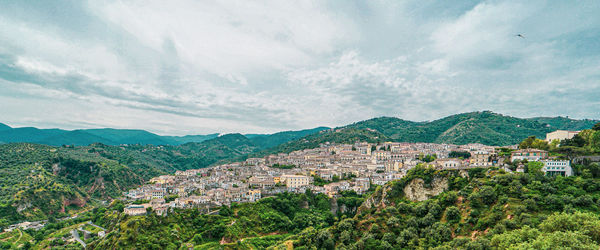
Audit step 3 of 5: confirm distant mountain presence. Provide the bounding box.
[253,128,387,157]
[527,116,598,131]
[0,127,67,143]
[83,128,172,145]
[0,123,10,131]
[0,123,328,148]
[163,133,220,145]
[247,127,330,149]
[258,112,599,151]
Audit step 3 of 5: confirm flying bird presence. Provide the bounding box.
[516,34,525,39]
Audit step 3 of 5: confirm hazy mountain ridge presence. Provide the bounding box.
[259,112,599,155]
[0,124,330,148]
[346,111,598,145]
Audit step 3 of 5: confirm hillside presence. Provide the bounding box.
[0,134,269,226]
[82,129,172,145]
[0,143,145,227]
[0,123,10,131]
[278,165,600,249]
[528,116,599,131]
[162,133,220,145]
[254,128,388,156]
[247,127,330,149]
[0,124,327,147]
[54,164,600,249]
[344,111,598,146]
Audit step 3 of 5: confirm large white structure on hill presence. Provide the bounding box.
[545,130,580,143]
[541,160,572,177]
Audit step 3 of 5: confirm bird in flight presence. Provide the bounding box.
[516,34,525,39]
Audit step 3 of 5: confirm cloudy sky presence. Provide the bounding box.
[0,1,599,135]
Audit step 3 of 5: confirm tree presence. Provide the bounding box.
[449,151,471,159]
[527,161,544,175]
[519,136,549,150]
[592,122,600,131]
[561,134,586,147]
[445,206,461,222]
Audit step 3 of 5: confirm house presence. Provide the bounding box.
[511,149,548,162]
[124,205,147,216]
[246,189,262,202]
[248,175,275,188]
[470,151,493,167]
[541,160,573,177]
[545,130,580,143]
[280,174,310,188]
[435,158,462,169]
[516,164,525,173]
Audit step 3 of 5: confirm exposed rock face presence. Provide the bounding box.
[403,178,448,202]
[358,177,449,213]
[61,197,87,212]
[358,185,394,212]
[17,202,32,212]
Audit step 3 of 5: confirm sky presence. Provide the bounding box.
[0,0,599,135]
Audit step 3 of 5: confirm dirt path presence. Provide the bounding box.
[16,229,23,242]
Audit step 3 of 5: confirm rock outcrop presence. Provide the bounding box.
[403,178,448,202]
[358,177,449,213]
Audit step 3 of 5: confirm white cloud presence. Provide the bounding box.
[0,1,599,134]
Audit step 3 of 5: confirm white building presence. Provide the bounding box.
[545,130,580,143]
[541,160,573,177]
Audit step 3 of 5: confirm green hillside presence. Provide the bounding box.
[83,128,172,145]
[248,127,330,149]
[0,134,262,226]
[341,111,599,146]
[348,112,543,145]
[162,133,220,145]
[0,124,327,147]
[255,128,388,156]
[0,143,145,227]
[0,123,10,131]
[528,116,599,131]
[0,127,66,144]
[60,164,600,249]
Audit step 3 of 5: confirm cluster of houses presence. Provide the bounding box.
[124,130,577,216]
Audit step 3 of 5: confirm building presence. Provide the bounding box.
[545,130,580,143]
[541,160,573,177]
[511,149,548,162]
[470,151,493,167]
[435,158,462,169]
[280,175,310,188]
[124,205,147,216]
[246,189,262,202]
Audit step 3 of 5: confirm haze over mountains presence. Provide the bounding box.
[0,111,597,148]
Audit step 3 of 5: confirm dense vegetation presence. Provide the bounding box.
[254,128,389,156]
[248,112,599,157]
[0,123,328,147]
[88,191,364,249]
[518,124,600,157]
[346,111,598,146]
[270,164,600,249]
[246,127,330,149]
[0,143,145,227]
[18,163,599,249]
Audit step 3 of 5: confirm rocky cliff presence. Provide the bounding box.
[358,177,448,213]
[403,177,448,202]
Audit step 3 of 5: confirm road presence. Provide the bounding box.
[87,221,106,231]
[71,229,86,249]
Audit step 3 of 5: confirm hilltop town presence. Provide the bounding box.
[124,130,578,216]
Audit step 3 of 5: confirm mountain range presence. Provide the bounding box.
[0,123,329,147]
[1,111,598,149]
